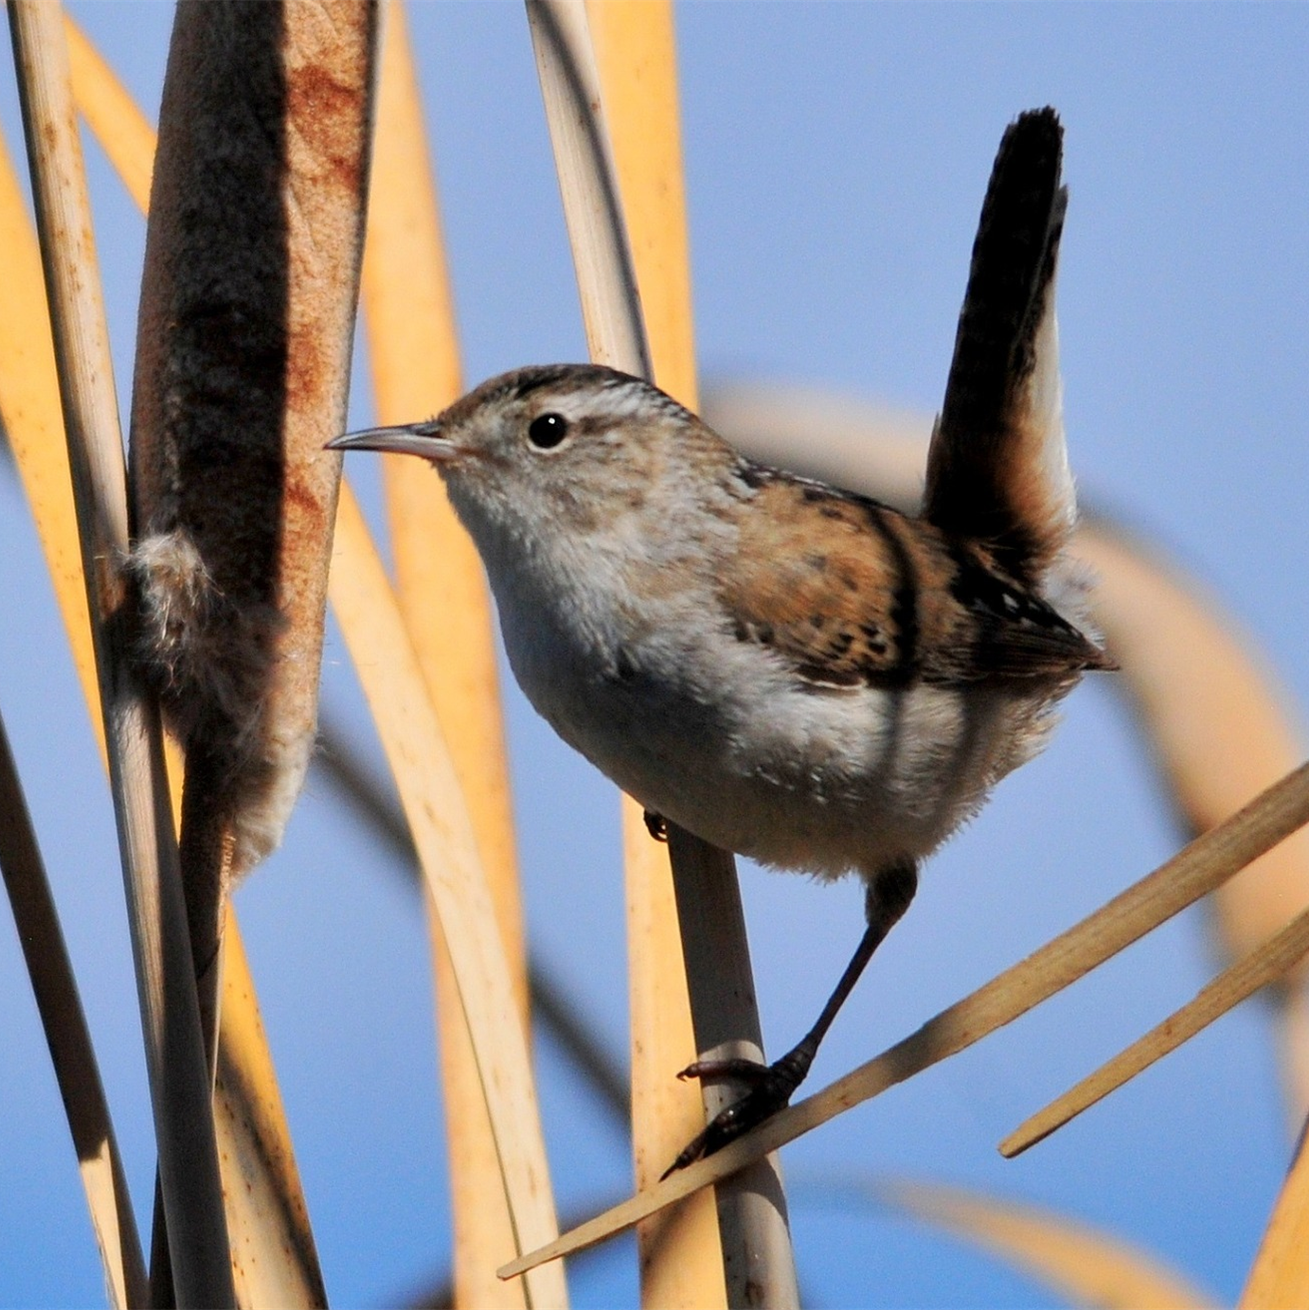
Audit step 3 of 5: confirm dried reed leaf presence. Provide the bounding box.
[216,914,328,1308]
[702,383,930,515]
[1074,524,1309,1122]
[525,0,650,377]
[361,3,530,1303]
[882,1179,1219,1309]
[1077,526,1309,968]
[6,3,234,1301]
[329,483,566,1308]
[1240,1120,1309,1308]
[500,760,1309,1277]
[62,15,152,209]
[0,710,148,1310]
[0,123,98,721]
[1003,902,1309,1156]
[529,3,797,1301]
[584,1,730,1304]
[314,716,632,1121]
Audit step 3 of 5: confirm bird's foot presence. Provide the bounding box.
[643,809,669,842]
[660,1045,813,1179]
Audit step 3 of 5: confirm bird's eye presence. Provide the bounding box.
[527,412,569,450]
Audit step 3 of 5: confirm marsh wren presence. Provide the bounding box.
[331,108,1110,1171]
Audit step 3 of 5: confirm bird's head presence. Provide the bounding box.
[329,364,715,549]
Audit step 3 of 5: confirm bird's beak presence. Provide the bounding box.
[326,421,462,462]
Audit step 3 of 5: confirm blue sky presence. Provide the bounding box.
[3,3,1308,1306]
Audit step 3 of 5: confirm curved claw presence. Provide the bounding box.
[661,1053,810,1179]
[676,1057,774,1087]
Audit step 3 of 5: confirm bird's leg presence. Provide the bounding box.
[662,858,918,1177]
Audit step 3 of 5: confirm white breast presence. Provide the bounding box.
[486,539,1066,883]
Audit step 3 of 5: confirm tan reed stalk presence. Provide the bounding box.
[583,2,731,1304]
[1074,524,1309,1127]
[501,757,1309,1275]
[313,715,632,1123]
[214,914,329,1307]
[329,483,567,1308]
[524,5,796,1304]
[62,17,152,208]
[525,0,650,377]
[584,5,765,1304]
[360,3,531,1303]
[0,125,97,718]
[0,710,148,1310]
[881,1180,1218,1309]
[5,3,235,1303]
[27,22,330,1303]
[1240,1120,1309,1308]
[1003,902,1309,1156]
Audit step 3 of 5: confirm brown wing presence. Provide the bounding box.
[924,107,1073,585]
[720,479,918,688]
[720,473,1109,689]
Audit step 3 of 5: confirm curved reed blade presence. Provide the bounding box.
[881,1179,1218,1309]
[585,0,741,1303]
[525,0,649,376]
[214,919,327,1307]
[0,709,148,1310]
[1074,523,1309,1127]
[528,3,796,1301]
[62,16,152,209]
[313,715,632,1125]
[330,484,567,1308]
[1003,903,1309,1156]
[1240,1118,1309,1308]
[499,759,1309,1277]
[362,3,531,1303]
[0,119,98,721]
[5,3,234,1302]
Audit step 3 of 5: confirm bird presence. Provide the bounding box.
[330,107,1111,1174]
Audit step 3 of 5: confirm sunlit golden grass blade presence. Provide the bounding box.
[1240,1121,1309,1308]
[0,710,148,1310]
[525,0,650,377]
[58,17,335,1304]
[330,482,567,1308]
[1077,523,1309,961]
[585,0,697,409]
[362,4,530,1303]
[1074,524,1309,1123]
[62,14,151,210]
[314,717,633,1123]
[532,4,797,1301]
[1003,903,1309,1156]
[500,760,1309,1277]
[0,122,98,722]
[5,3,233,1302]
[216,915,328,1308]
[584,2,730,1304]
[880,1179,1219,1309]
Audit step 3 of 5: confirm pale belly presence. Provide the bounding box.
[498,591,1065,881]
